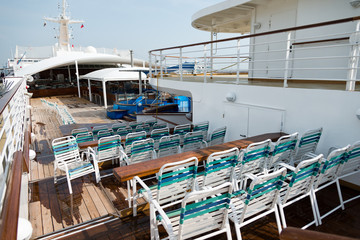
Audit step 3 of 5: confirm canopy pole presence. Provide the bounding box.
[102,80,107,109]
[75,60,81,98]
[88,78,92,102]
[139,71,143,94]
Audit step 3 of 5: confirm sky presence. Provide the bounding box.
[0,0,234,66]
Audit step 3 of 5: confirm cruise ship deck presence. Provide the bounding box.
[28,95,360,239]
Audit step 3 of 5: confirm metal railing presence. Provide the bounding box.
[149,16,360,91]
[0,78,28,214]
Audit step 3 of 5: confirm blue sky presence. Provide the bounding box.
[0,0,234,66]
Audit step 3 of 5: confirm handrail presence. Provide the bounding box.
[0,79,23,116]
[0,151,24,240]
[150,16,360,52]
[280,227,358,240]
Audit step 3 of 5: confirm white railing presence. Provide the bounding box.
[0,78,28,212]
[149,16,360,91]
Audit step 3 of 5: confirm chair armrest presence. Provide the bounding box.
[275,162,295,172]
[55,158,69,172]
[133,176,154,201]
[152,199,174,237]
[120,150,130,165]
[202,140,208,148]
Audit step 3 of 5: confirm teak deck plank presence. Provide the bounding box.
[85,183,108,217]
[81,182,101,219]
[29,201,42,237]
[93,184,116,214]
[114,132,286,182]
[46,180,64,232]
[38,180,55,235]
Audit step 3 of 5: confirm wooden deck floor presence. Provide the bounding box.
[29,95,360,239]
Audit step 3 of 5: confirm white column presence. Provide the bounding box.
[346,20,360,91]
[210,31,214,79]
[179,48,183,81]
[236,39,241,84]
[88,79,92,102]
[75,60,81,97]
[204,44,207,83]
[102,80,107,109]
[67,65,71,82]
[160,51,163,79]
[139,71,143,94]
[283,31,293,88]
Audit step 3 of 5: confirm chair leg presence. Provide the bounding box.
[278,202,287,228]
[309,190,319,227]
[67,177,73,195]
[127,180,131,208]
[54,164,58,184]
[335,179,345,211]
[274,205,283,234]
[311,188,322,225]
[234,221,243,240]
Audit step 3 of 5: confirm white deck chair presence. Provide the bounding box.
[92,125,109,140]
[153,122,168,130]
[207,126,227,146]
[150,127,170,150]
[338,140,360,204]
[229,168,287,240]
[86,135,124,179]
[71,127,89,137]
[201,147,239,189]
[182,130,208,153]
[193,120,209,141]
[132,157,198,217]
[97,129,114,140]
[112,122,128,132]
[235,139,272,183]
[124,131,147,155]
[157,134,181,158]
[152,182,233,240]
[277,154,323,229]
[312,145,350,225]
[52,136,100,194]
[268,132,298,169]
[294,128,323,165]
[174,123,191,145]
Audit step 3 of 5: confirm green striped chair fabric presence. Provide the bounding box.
[152,182,233,240]
[75,132,94,143]
[97,129,114,140]
[202,147,239,189]
[136,123,151,134]
[294,128,323,165]
[268,132,298,169]
[150,127,170,150]
[208,126,226,147]
[182,131,207,153]
[92,125,109,140]
[128,138,156,164]
[132,157,198,217]
[236,139,271,181]
[124,131,147,155]
[71,127,89,137]
[158,134,181,158]
[97,135,123,165]
[153,122,168,130]
[174,123,191,145]
[116,126,132,138]
[193,121,209,141]
[112,122,128,132]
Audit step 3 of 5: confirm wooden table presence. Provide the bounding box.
[113,132,286,182]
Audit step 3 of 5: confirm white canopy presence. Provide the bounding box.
[80,67,148,109]
[80,67,147,81]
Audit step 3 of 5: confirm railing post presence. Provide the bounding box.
[283,31,293,88]
[160,51,163,79]
[210,32,214,79]
[346,20,360,91]
[179,48,183,81]
[204,44,207,83]
[75,60,81,97]
[154,55,158,76]
[236,39,241,84]
[149,51,152,80]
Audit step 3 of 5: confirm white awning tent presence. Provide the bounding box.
[80,67,148,109]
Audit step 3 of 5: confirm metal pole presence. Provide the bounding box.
[283,31,293,88]
[75,60,81,98]
[346,20,360,91]
[139,71,143,94]
[88,78,92,102]
[67,65,71,82]
[210,31,213,79]
[204,44,207,83]
[160,50,163,79]
[130,50,134,67]
[102,80,107,109]
[180,48,183,81]
[149,51,152,80]
[236,39,241,84]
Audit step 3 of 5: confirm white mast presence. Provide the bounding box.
[43,0,84,51]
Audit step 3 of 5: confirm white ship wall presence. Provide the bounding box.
[151,79,360,155]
